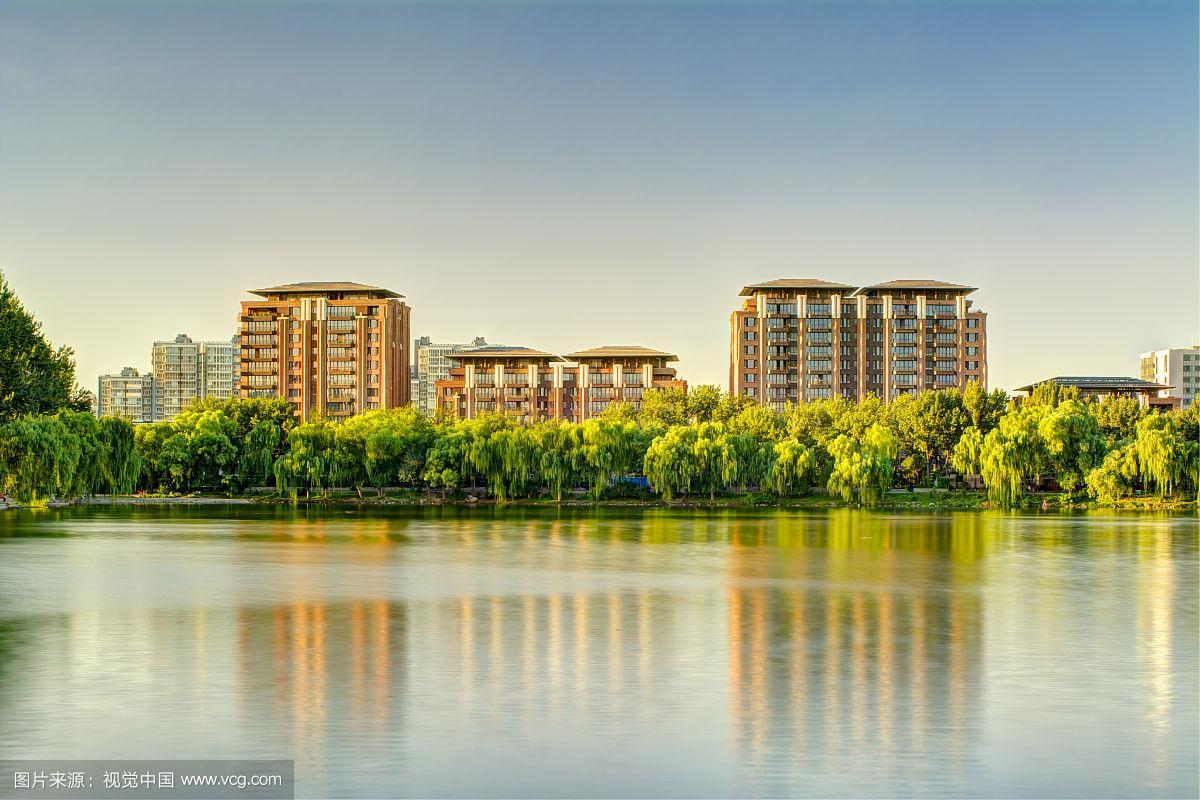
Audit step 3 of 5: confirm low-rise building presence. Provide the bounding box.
[96,367,155,423]
[561,346,687,420]
[1014,376,1173,408]
[1139,346,1199,409]
[435,345,687,423]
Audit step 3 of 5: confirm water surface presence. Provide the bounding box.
[0,506,1195,798]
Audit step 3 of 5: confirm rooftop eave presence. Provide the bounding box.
[738,279,858,297]
[249,282,403,299]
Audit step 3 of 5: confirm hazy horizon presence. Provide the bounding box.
[1,0,1196,394]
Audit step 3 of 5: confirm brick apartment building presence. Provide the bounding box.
[238,282,411,419]
[435,345,687,423]
[730,279,987,410]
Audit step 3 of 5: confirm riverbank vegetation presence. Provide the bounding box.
[1,383,1195,510]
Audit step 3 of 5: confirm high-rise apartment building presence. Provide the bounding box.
[238,282,411,420]
[414,336,493,416]
[730,279,987,409]
[150,334,199,420]
[199,335,241,401]
[150,333,240,421]
[435,345,687,423]
[1139,345,1199,408]
[96,367,155,423]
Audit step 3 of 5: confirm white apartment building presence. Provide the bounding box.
[1139,345,1199,409]
[97,367,155,423]
[151,333,240,421]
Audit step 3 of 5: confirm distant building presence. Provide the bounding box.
[1014,376,1174,409]
[1139,346,1199,409]
[96,367,155,423]
[414,336,493,416]
[238,282,411,420]
[730,279,987,409]
[151,333,240,421]
[200,335,241,402]
[435,345,687,423]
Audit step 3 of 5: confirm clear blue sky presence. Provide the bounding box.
[1,0,1196,392]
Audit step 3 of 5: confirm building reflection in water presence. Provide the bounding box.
[213,508,1195,796]
[724,511,988,796]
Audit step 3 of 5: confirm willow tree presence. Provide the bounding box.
[643,425,697,501]
[133,420,174,491]
[98,415,140,494]
[581,418,640,499]
[56,410,106,497]
[423,424,473,498]
[950,426,985,478]
[1085,444,1138,505]
[535,421,583,501]
[690,423,727,501]
[1134,414,1192,497]
[978,406,1047,508]
[0,415,81,504]
[1037,399,1106,494]
[275,417,337,499]
[240,419,282,489]
[717,430,771,494]
[825,423,899,506]
[468,423,537,501]
[765,438,815,498]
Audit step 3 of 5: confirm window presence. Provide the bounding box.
[744,331,757,341]
[744,373,756,383]
[967,318,979,329]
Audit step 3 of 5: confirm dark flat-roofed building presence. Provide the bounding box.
[731,277,987,408]
[1015,376,1175,408]
[239,281,411,419]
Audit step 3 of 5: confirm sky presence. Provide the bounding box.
[0,0,1196,393]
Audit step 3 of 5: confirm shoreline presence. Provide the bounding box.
[37,491,1196,513]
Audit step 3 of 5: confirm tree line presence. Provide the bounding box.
[1,382,1195,508]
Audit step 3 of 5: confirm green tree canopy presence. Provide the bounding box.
[0,273,87,420]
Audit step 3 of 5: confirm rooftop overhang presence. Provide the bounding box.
[738,279,857,297]
[563,346,679,362]
[249,282,403,299]
[851,280,977,297]
[1015,377,1171,394]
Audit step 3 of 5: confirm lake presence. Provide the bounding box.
[0,506,1195,798]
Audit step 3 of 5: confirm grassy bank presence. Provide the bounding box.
[67,489,1197,513]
